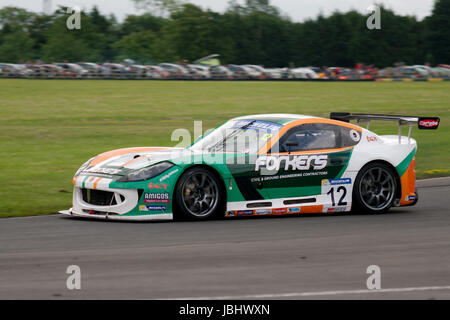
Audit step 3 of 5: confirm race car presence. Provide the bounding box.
[60,113,439,221]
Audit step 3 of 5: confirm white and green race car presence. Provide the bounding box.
[60,113,439,221]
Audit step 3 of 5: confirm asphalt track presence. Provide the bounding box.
[0,178,449,300]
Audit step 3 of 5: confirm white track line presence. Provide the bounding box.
[164,285,450,300]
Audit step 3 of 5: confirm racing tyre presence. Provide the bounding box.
[174,167,224,220]
[353,162,397,214]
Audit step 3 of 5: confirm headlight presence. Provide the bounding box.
[75,157,94,177]
[117,162,174,182]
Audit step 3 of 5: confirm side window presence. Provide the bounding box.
[271,123,360,153]
[339,126,362,147]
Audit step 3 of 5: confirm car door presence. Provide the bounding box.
[255,122,360,202]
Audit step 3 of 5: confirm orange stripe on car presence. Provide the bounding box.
[300,205,324,214]
[121,155,151,168]
[400,157,416,206]
[93,178,102,190]
[89,147,170,167]
[270,146,355,156]
[259,118,362,155]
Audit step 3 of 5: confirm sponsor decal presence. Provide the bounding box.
[232,120,282,132]
[251,171,329,183]
[255,155,328,172]
[140,205,167,212]
[327,207,347,213]
[406,195,417,201]
[226,211,236,217]
[255,209,272,215]
[159,169,179,182]
[418,118,440,129]
[366,136,378,142]
[322,178,352,186]
[148,182,167,190]
[237,210,254,216]
[272,208,288,214]
[144,192,170,204]
[350,130,361,142]
[322,178,352,210]
[288,207,301,213]
[84,167,121,175]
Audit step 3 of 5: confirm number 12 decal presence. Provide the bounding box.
[321,179,352,210]
[327,187,348,207]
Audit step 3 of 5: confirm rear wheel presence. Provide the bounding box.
[353,162,397,214]
[174,167,224,220]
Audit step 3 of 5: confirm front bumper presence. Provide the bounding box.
[66,177,174,221]
[60,208,173,221]
[73,185,139,215]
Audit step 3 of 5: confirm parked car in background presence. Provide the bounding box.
[54,63,89,78]
[34,64,65,78]
[432,67,450,78]
[264,68,285,79]
[0,63,33,77]
[210,65,234,79]
[409,65,432,78]
[306,67,328,79]
[226,65,261,79]
[306,67,323,74]
[77,62,106,77]
[102,63,129,77]
[147,66,170,79]
[226,65,247,79]
[290,67,319,79]
[239,65,263,79]
[127,65,151,79]
[187,64,211,79]
[242,65,268,79]
[159,63,190,79]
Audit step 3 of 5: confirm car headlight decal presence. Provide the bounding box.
[117,162,175,182]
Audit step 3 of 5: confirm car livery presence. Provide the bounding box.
[60,113,439,221]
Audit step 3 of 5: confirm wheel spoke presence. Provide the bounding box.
[376,169,382,182]
[200,175,207,188]
[380,177,390,186]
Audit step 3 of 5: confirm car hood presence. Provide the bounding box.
[83,147,187,176]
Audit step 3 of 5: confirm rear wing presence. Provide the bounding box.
[330,112,440,144]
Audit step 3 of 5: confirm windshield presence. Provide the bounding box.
[190,120,283,154]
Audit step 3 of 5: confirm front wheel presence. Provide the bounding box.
[174,167,224,220]
[353,162,397,214]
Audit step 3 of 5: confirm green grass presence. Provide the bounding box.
[0,79,449,218]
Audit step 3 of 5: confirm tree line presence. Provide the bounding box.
[0,0,448,67]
